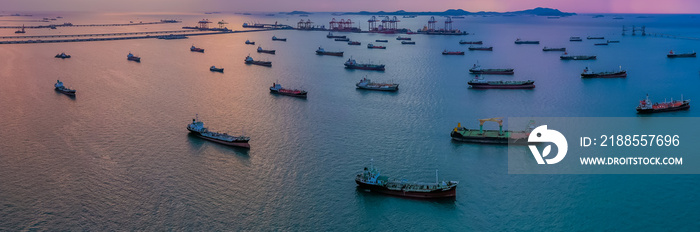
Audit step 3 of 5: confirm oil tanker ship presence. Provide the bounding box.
[637,94,690,114]
[315,47,344,56]
[257,46,276,54]
[245,55,272,67]
[270,83,307,98]
[450,118,534,144]
[469,64,514,75]
[355,161,458,199]
[355,77,398,91]
[581,67,626,78]
[54,80,76,96]
[344,59,385,71]
[187,115,250,148]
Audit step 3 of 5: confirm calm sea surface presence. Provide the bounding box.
[1,12,700,231]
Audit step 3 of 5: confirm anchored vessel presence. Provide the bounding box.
[637,94,690,114]
[190,45,204,53]
[54,80,76,96]
[367,44,386,49]
[560,53,596,60]
[245,40,255,45]
[355,77,398,91]
[127,52,141,62]
[187,116,250,148]
[581,67,626,78]
[468,46,492,51]
[15,25,26,34]
[469,64,514,75]
[607,40,620,43]
[587,36,605,40]
[244,55,272,66]
[375,39,389,43]
[335,38,350,41]
[210,66,224,72]
[270,83,307,98]
[569,37,583,41]
[344,59,385,71]
[55,52,71,58]
[257,46,276,54]
[468,76,534,89]
[543,47,566,51]
[396,36,411,40]
[459,40,483,44]
[442,50,465,55]
[355,162,458,199]
[271,36,287,41]
[514,39,539,44]
[594,42,609,46]
[315,47,344,56]
[450,118,534,144]
[401,41,415,45]
[667,50,696,58]
[347,41,361,45]
[327,32,347,39]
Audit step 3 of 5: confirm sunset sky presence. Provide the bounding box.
[4,0,700,14]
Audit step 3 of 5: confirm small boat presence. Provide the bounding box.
[54,52,71,58]
[469,64,514,75]
[348,41,361,45]
[560,53,596,60]
[315,47,344,56]
[667,50,696,58]
[327,32,346,39]
[637,94,690,114]
[187,115,250,148]
[210,66,224,72]
[569,37,583,42]
[271,36,287,41]
[401,41,415,45]
[459,40,483,44]
[355,161,458,199]
[190,45,204,53]
[587,36,605,40]
[581,66,627,78]
[594,42,608,46]
[375,39,389,43]
[396,36,411,40]
[344,59,385,71]
[127,52,141,62]
[451,118,535,144]
[543,47,566,51]
[607,40,620,43]
[514,39,539,44]
[468,46,492,51]
[468,76,535,89]
[14,25,25,34]
[442,50,465,55]
[356,77,398,91]
[244,55,272,67]
[335,38,350,41]
[367,44,386,49]
[245,40,255,45]
[257,46,276,54]
[270,83,307,98]
[54,80,76,96]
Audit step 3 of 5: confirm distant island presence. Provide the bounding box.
[339,7,575,17]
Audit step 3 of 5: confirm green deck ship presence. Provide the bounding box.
[450,118,534,144]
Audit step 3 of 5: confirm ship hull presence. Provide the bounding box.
[246,61,272,67]
[667,53,696,58]
[316,51,344,56]
[561,56,596,60]
[469,69,514,75]
[128,57,141,62]
[450,130,529,144]
[270,89,308,98]
[345,65,385,71]
[245,42,255,45]
[637,103,690,114]
[190,49,204,53]
[188,130,251,148]
[459,41,483,44]
[55,88,76,96]
[469,83,535,89]
[443,52,465,55]
[355,181,456,199]
[515,41,539,44]
[210,68,224,72]
[356,86,398,91]
[257,50,276,54]
[468,48,492,51]
[581,72,626,78]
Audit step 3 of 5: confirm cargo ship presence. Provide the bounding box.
[468,46,492,51]
[242,22,265,28]
[442,50,465,55]
[54,80,76,96]
[469,64,514,75]
[594,42,609,46]
[335,38,350,42]
[127,52,141,62]
[344,59,385,71]
[637,94,690,114]
[667,50,696,58]
[257,46,276,54]
[543,47,566,51]
[271,36,287,41]
[327,32,346,39]
[587,36,605,40]
[190,45,204,53]
[55,52,71,58]
[450,118,534,144]
[245,40,255,45]
[356,77,398,91]
[459,40,483,44]
[468,76,534,89]
[607,40,620,43]
[569,37,582,42]
[560,53,596,60]
[581,66,626,78]
[270,83,307,98]
[348,41,361,45]
[367,44,386,49]
[355,161,458,199]
[401,41,415,45]
[209,66,224,72]
[244,55,272,67]
[315,47,344,56]
[396,36,411,40]
[375,39,389,43]
[514,39,539,44]
[187,115,250,148]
